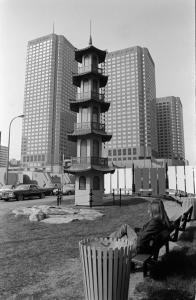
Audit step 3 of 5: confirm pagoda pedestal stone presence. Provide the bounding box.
[75,173,104,206]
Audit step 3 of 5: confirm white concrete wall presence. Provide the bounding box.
[104,173,111,194]
[104,166,196,195]
[104,168,132,194]
[176,166,185,191]
[168,167,176,190]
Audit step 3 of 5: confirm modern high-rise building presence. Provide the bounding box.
[21,34,77,172]
[156,96,185,162]
[104,46,158,167]
[0,132,8,168]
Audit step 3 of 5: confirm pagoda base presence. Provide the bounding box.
[74,172,104,206]
[75,189,104,206]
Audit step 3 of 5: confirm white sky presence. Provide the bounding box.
[0,0,195,163]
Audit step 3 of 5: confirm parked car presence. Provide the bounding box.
[42,184,59,195]
[39,185,54,196]
[62,184,75,195]
[2,184,45,201]
[0,185,15,199]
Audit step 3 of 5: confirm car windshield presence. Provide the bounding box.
[0,185,13,189]
[15,185,29,190]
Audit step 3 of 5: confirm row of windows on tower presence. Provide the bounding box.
[109,157,137,161]
[108,148,137,156]
[23,154,45,162]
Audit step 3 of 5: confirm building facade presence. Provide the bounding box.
[156,96,185,162]
[0,132,8,168]
[21,34,77,172]
[0,146,8,168]
[104,46,158,167]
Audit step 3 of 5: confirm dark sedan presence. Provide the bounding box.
[38,185,55,196]
[0,185,15,199]
[3,184,45,201]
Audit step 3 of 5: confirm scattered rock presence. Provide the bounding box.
[12,205,104,224]
[29,209,46,221]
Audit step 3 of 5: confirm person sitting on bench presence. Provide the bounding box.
[109,199,173,254]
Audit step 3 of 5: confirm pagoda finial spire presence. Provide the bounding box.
[89,20,92,45]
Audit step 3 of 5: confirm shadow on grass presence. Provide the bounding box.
[135,248,196,300]
[148,289,194,300]
[102,197,148,207]
[178,225,196,243]
[150,248,196,280]
[135,287,194,300]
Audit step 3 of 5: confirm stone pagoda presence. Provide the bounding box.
[65,37,114,206]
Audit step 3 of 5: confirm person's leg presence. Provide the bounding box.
[126,224,138,241]
[109,224,129,239]
[109,224,138,254]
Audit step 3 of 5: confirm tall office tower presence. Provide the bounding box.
[0,132,8,168]
[156,96,185,162]
[21,34,77,172]
[104,46,158,167]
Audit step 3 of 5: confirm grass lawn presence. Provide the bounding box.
[0,196,196,300]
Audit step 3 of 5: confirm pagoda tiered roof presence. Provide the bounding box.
[69,91,110,113]
[64,156,115,174]
[68,131,112,143]
[68,121,112,142]
[75,45,107,63]
[65,166,115,174]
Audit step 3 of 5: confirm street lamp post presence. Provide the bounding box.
[6,114,24,184]
[184,161,187,194]
[132,163,135,194]
[193,168,195,196]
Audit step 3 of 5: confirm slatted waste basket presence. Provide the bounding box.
[79,237,133,300]
[190,197,196,219]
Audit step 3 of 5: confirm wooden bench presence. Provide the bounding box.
[131,254,153,277]
[169,216,182,242]
[132,229,170,277]
[179,205,193,232]
[132,204,194,277]
[132,216,182,277]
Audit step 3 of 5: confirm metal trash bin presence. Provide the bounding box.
[190,197,196,219]
[79,237,133,300]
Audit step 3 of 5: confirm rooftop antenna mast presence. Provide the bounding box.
[53,22,55,34]
[89,20,92,45]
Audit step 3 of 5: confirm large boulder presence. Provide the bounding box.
[29,209,46,221]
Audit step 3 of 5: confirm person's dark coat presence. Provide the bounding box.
[137,217,170,253]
